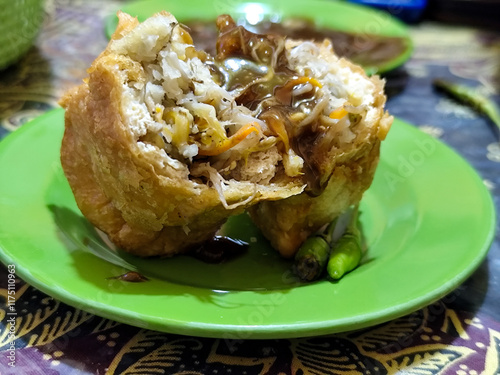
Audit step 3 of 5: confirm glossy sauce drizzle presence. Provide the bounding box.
[208,15,327,194]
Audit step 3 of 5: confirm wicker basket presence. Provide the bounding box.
[0,0,44,70]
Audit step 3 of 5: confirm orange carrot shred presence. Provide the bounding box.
[265,115,290,151]
[198,122,262,156]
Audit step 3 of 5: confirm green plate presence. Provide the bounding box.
[104,0,413,75]
[0,109,495,339]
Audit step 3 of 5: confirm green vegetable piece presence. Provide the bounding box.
[327,206,362,280]
[433,79,500,132]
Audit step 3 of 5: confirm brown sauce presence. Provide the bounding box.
[190,235,249,263]
[206,16,325,194]
[108,271,149,282]
[292,127,327,196]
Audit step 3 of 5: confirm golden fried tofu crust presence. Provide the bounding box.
[60,12,303,256]
[60,12,392,258]
[248,41,392,257]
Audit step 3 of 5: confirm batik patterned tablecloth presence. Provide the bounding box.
[1,1,500,374]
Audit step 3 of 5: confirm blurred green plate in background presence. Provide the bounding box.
[0,109,494,338]
[104,0,413,75]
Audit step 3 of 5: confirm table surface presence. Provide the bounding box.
[1,1,499,374]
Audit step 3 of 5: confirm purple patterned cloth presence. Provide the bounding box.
[1,1,500,374]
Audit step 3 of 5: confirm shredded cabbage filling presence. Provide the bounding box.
[121,14,372,200]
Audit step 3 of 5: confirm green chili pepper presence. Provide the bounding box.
[327,205,362,280]
[294,236,330,281]
[433,79,500,132]
[294,219,338,282]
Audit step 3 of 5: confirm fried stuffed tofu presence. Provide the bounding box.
[60,12,392,258]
